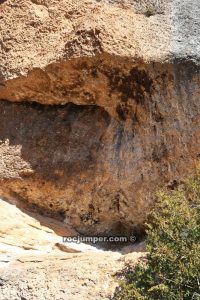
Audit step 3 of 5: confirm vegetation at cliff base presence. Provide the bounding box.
[114,167,200,300]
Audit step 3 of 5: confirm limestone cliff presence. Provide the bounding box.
[0,0,200,236]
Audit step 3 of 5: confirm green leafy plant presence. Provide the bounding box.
[114,166,200,300]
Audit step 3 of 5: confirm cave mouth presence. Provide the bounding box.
[1,56,196,241]
[0,98,150,242]
[78,222,146,251]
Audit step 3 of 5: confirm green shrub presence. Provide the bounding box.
[114,167,200,300]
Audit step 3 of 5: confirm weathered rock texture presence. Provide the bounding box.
[0,0,200,235]
[0,250,144,300]
[0,198,145,300]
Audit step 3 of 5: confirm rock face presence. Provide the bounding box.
[0,252,122,300]
[0,198,77,255]
[0,198,145,300]
[0,250,144,300]
[0,0,200,235]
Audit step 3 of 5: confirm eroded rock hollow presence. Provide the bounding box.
[0,56,200,235]
[0,0,200,236]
